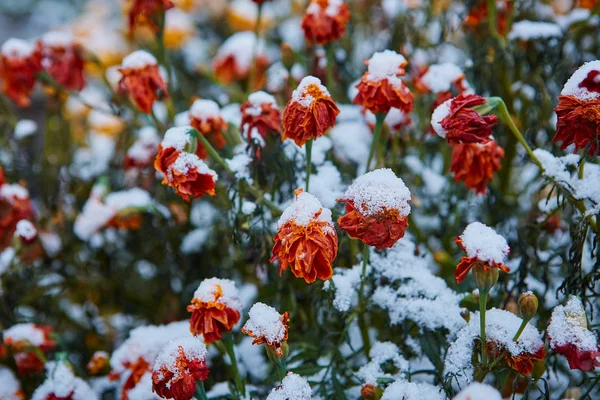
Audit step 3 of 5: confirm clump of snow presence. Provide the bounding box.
[1,38,35,58]
[306,161,345,208]
[243,302,287,344]
[329,120,372,172]
[291,76,331,108]
[181,228,210,254]
[161,126,194,150]
[453,382,501,400]
[431,98,452,138]
[547,296,598,352]
[226,153,253,184]
[0,366,21,400]
[165,8,194,34]
[365,50,407,88]
[14,220,36,240]
[356,341,409,385]
[168,152,218,182]
[40,31,74,47]
[0,184,29,202]
[14,119,37,139]
[126,127,160,164]
[266,62,290,93]
[341,168,411,216]
[32,362,97,400]
[189,99,222,121]
[444,309,545,385]
[364,108,411,132]
[192,278,242,311]
[561,60,600,101]
[420,63,467,93]
[508,20,562,41]
[121,50,157,69]
[277,190,333,229]
[153,336,208,382]
[3,323,46,346]
[266,372,312,400]
[306,0,345,16]
[324,263,365,312]
[104,188,153,210]
[381,379,445,400]
[459,222,509,264]
[245,91,278,116]
[214,31,265,72]
[126,373,161,400]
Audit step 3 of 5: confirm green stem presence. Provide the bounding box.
[325,43,336,96]
[305,139,313,192]
[223,334,246,397]
[578,151,585,180]
[247,3,263,93]
[357,245,371,357]
[195,381,209,400]
[150,110,164,133]
[512,318,529,341]
[244,182,282,215]
[486,0,506,48]
[366,113,386,171]
[156,10,174,96]
[479,290,489,365]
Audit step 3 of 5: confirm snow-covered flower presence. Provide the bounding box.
[212,32,269,90]
[431,94,497,144]
[37,31,86,91]
[32,362,97,400]
[0,38,42,107]
[118,50,167,114]
[241,91,282,140]
[301,0,351,45]
[242,302,290,356]
[450,140,505,195]
[3,323,55,375]
[189,99,229,152]
[266,372,312,400]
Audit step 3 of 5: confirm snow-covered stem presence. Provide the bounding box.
[305,139,313,192]
[366,113,386,171]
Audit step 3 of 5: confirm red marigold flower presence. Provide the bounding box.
[189,99,229,150]
[187,278,242,344]
[154,127,218,201]
[118,50,168,114]
[152,337,209,400]
[547,296,600,371]
[450,140,505,195]
[212,32,269,89]
[554,61,600,156]
[242,302,290,357]
[128,0,174,34]
[337,168,411,250]
[431,94,497,144]
[241,91,282,140]
[354,50,413,115]
[282,76,339,147]
[270,189,338,283]
[301,0,350,45]
[0,183,34,250]
[31,361,96,400]
[499,344,546,376]
[455,222,510,285]
[37,32,86,92]
[121,357,151,398]
[3,323,55,376]
[0,38,42,107]
[464,0,512,36]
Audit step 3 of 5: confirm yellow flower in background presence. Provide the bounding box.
[227,0,275,33]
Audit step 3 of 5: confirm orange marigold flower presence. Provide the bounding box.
[87,351,110,375]
[242,302,290,357]
[431,94,497,144]
[270,189,338,283]
[554,61,600,156]
[187,278,242,344]
[282,76,339,147]
[241,91,282,140]
[154,127,218,201]
[465,0,512,36]
[37,32,86,92]
[189,99,229,150]
[121,357,151,398]
[212,32,269,89]
[0,38,42,107]
[3,323,55,376]
[128,0,174,34]
[354,50,414,115]
[152,337,209,400]
[0,183,34,251]
[301,0,350,45]
[337,168,411,250]
[455,222,510,285]
[118,50,168,114]
[450,140,505,195]
[547,296,600,371]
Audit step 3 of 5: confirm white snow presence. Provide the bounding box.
[329,120,372,172]
[291,76,331,108]
[431,98,452,138]
[14,219,36,240]
[547,296,599,352]
[152,336,208,382]
[561,60,600,101]
[32,362,97,400]
[242,302,287,345]
[121,50,157,69]
[364,50,407,89]
[459,222,509,264]
[245,91,278,116]
[306,0,345,17]
[381,380,445,400]
[1,38,35,58]
[168,152,218,182]
[356,341,409,385]
[40,31,74,48]
[0,366,21,400]
[161,126,194,150]
[508,20,562,41]
[453,382,502,400]
[3,323,46,346]
[420,63,467,93]
[266,372,312,400]
[214,31,265,73]
[14,119,37,139]
[192,278,242,311]
[0,184,29,202]
[277,190,333,229]
[189,99,222,121]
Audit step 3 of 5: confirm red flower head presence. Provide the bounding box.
[282,76,339,146]
[241,91,282,140]
[271,189,338,283]
[13,219,37,244]
[118,50,168,114]
[212,32,269,90]
[431,94,497,144]
[554,61,600,156]
[450,140,505,195]
[455,222,510,285]
[3,323,55,376]
[0,38,42,107]
[0,183,34,250]
[337,168,411,250]
[189,99,229,150]
[120,357,150,398]
[242,303,290,357]
[152,337,209,400]
[37,32,86,91]
[154,127,218,201]
[301,0,350,45]
[128,0,174,34]
[465,0,512,36]
[547,296,600,371]
[187,278,242,344]
[31,361,96,400]
[354,50,414,115]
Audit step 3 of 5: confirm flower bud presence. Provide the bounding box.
[518,292,538,321]
[472,263,498,293]
[281,43,295,70]
[361,384,382,400]
[460,309,470,323]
